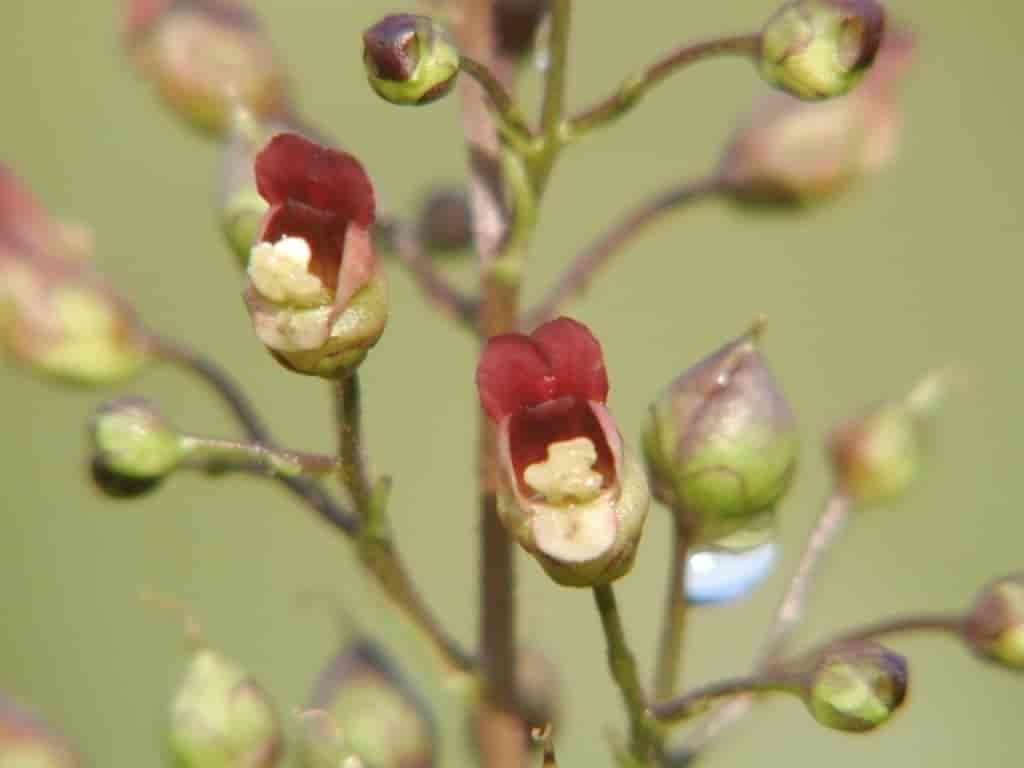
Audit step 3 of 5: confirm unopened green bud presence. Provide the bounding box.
[363,15,460,106]
[760,0,886,100]
[122,0,291,136]
[964,574,1024,670]
[91,397,183,483]
[827,370,947,505]
[169,647,281,768]
[803,641,908,732]
[300,641,435,768]
[0,693,80,768]
[643,323,797,544]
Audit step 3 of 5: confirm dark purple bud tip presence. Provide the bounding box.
[417,186,473,253]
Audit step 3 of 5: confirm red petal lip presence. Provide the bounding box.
[476,317,609,422]
[254,133,375,228]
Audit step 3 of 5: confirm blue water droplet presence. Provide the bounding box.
[685,542,778,605]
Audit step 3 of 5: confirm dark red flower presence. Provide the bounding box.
[477,318,614,490]
[253,132,376,296]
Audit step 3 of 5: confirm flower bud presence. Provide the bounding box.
[477,317,650,587]
[963,574,1024,670]
[363,15,460,106]
[91,397,183,485]
[300,641,435,768]
[515,649,562,733]
[759,0,886,101]
[416,187,473,254]
[802,641,908,732]
[169,647,282,768]
[721,27,913,206]
[494,0,549,59]
[0,165,150,386]
[827,369,946,505]
[244,133,387,378]
[642,323,797,546]
[122,0,290,136]
[0,693,81,768]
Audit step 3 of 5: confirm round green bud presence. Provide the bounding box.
[362,14,460,106]
[804,641,908,732]
[301,642,435,768]
[964,574,1024,670]
[760,0,886,100]
[169,648,282,768]
[0,693,81,768]
[91,397,183,482]
[642,325,797,545]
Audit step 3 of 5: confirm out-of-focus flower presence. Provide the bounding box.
[0,693,80,768]
[963,574,1024,670]
[122,0,290,136]
[0,165,150,385]
[476,317,649,587]
[300,641,435,768]
[721,27,914,206]
[243,133,387,378]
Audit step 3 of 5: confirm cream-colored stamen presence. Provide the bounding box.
[524,437,604,505]
[248,236,331,307]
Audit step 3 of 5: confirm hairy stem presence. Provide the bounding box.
[653,519,691,700]
[151,335,358,535]
[179,436,340,478]
[455,2,526,766]
[592,584,656,764]
[651,671,798,724]
[334,373,375,519]
[524,175,723,326]
[567,34,761,139]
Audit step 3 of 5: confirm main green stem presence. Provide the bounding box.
[592,584,656,763]
[335,373,374,519]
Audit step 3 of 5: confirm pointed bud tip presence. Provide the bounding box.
[805,641,908,732]
[760,0,887,101]
[362,14,460,106]
[964,574,1024,670]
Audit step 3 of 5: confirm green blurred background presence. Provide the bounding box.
[1,1,1020,766]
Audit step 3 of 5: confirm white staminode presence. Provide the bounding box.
[248,236,332,307]
[524,437,604,505]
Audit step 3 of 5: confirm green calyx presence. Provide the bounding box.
[169,649,281,768]
[92,399,183,480]
[760,0,883,100]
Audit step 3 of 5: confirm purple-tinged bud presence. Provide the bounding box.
[0,165,151,386]
[363,15,460,106]
[963,574,1024,670]
[516,649,562,733]
[760,0,886,101]
[802,641,908,732]
[827,368,947,506]
[122,0,290,136]
[494,0,549,59]
[0,693,81,768]
[721,27,913,207]
[300,641,435,768]
[416,187,473,254]
[169,646,282,768]
[643,323,797,545]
